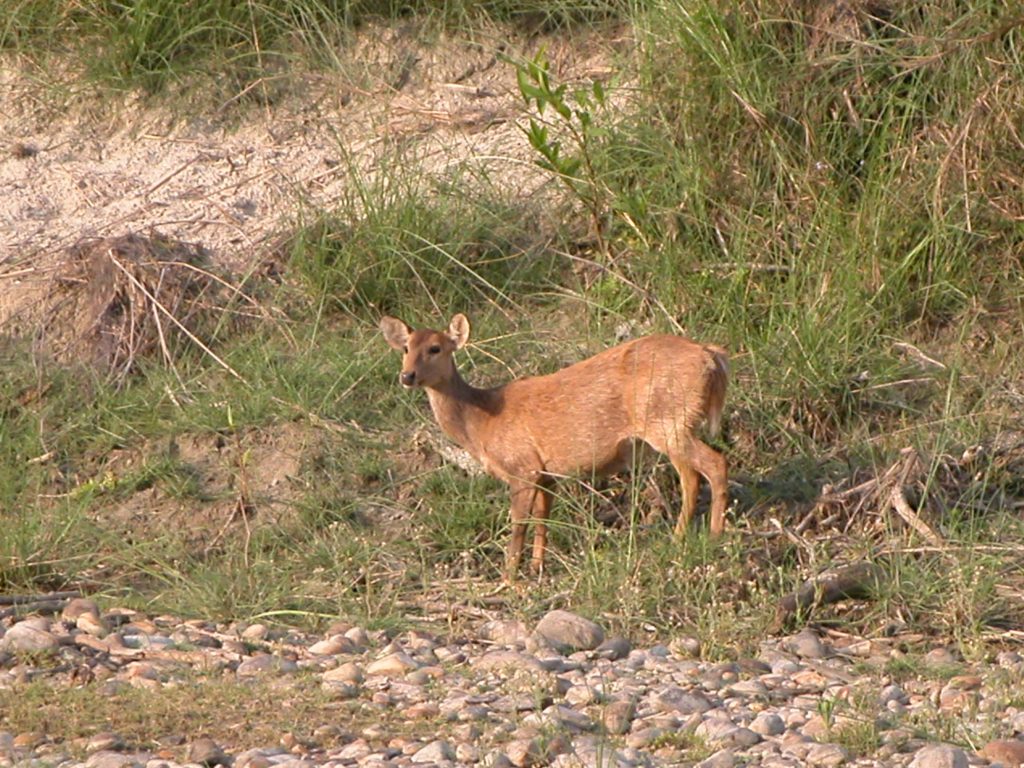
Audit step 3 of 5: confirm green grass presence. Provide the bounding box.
[2,0,1024,657]
[1,0,634,98]
[0,673,390,755]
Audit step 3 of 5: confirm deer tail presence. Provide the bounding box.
[705,345,729,439]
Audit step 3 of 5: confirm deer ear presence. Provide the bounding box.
[380,316,411,351]
[448,314,470,349]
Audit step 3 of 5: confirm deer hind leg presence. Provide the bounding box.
[668,438,728,537]
[671,460,701,537]
[691,439,729,535]
[529,485,553,576]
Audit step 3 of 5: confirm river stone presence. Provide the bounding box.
[366,651,420,677]
[981,739,1024,767]
[1,620,59,652]
[909,744,969,768]
[241,623,269,640]
[322,661,363,684]
[62,597,101,622]
[236,655,298,677]
[335,740,371,761]
[533,610,605,653]
[473,650,547,672]
[697,749,738,768]
[84,752,142,768]
[652,687,714,714]
[343,626,370,649]
[807,743,850,767]
[187,737,228,766]
[879,684,910,706]
[411,739,455,763]
[784,629,827,659]
[696,719,754,748]
[750,712,785,737]
[480,619,531,646]
[309,635,357,655]
[595,636,632,660]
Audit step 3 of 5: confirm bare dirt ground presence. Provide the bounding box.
[0,25,620,283]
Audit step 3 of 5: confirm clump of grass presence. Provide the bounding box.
[286,170,559,319]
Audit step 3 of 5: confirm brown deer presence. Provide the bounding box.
[380,313,729,576]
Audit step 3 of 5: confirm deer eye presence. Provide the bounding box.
[428,345,442,355]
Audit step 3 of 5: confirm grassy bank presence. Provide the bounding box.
[2,0,1022,655]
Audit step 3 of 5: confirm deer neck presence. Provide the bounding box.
[425,369,498,452]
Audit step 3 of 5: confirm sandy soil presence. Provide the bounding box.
[0,25,620,292]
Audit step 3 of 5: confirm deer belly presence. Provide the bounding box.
[544,436,635,478]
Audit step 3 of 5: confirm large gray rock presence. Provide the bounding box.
[235,654,298,677]
[533,610,605,653]
[652,686,714,714]
[807,743,850,767]
[909,745,969,768]
[411,740,455,763]
[0,619,59,653]
[61,597,101,622]
[365,651,420,677]
[187,737,229,767]
[479,619,531,646]
[473,649,547,673]
[784,629,828,659]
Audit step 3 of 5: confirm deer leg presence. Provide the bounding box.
[671,460,701,537]
[689,439,729,536]
[506,484,533,576]
[529,486,553,576]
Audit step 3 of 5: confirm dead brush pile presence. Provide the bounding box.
[3,232,251,381]
[807,434,1024,543]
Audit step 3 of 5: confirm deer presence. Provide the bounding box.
[379,313,729,576]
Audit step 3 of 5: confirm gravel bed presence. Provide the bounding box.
[3,600,1024,768]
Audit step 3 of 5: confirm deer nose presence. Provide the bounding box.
[400,371,416,387]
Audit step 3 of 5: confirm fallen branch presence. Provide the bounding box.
[0,599,74,619]
[0,590,81,606]
[772,562,884,632]
[889,486,944,546]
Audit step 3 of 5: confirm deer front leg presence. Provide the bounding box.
[505,483,534,577]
